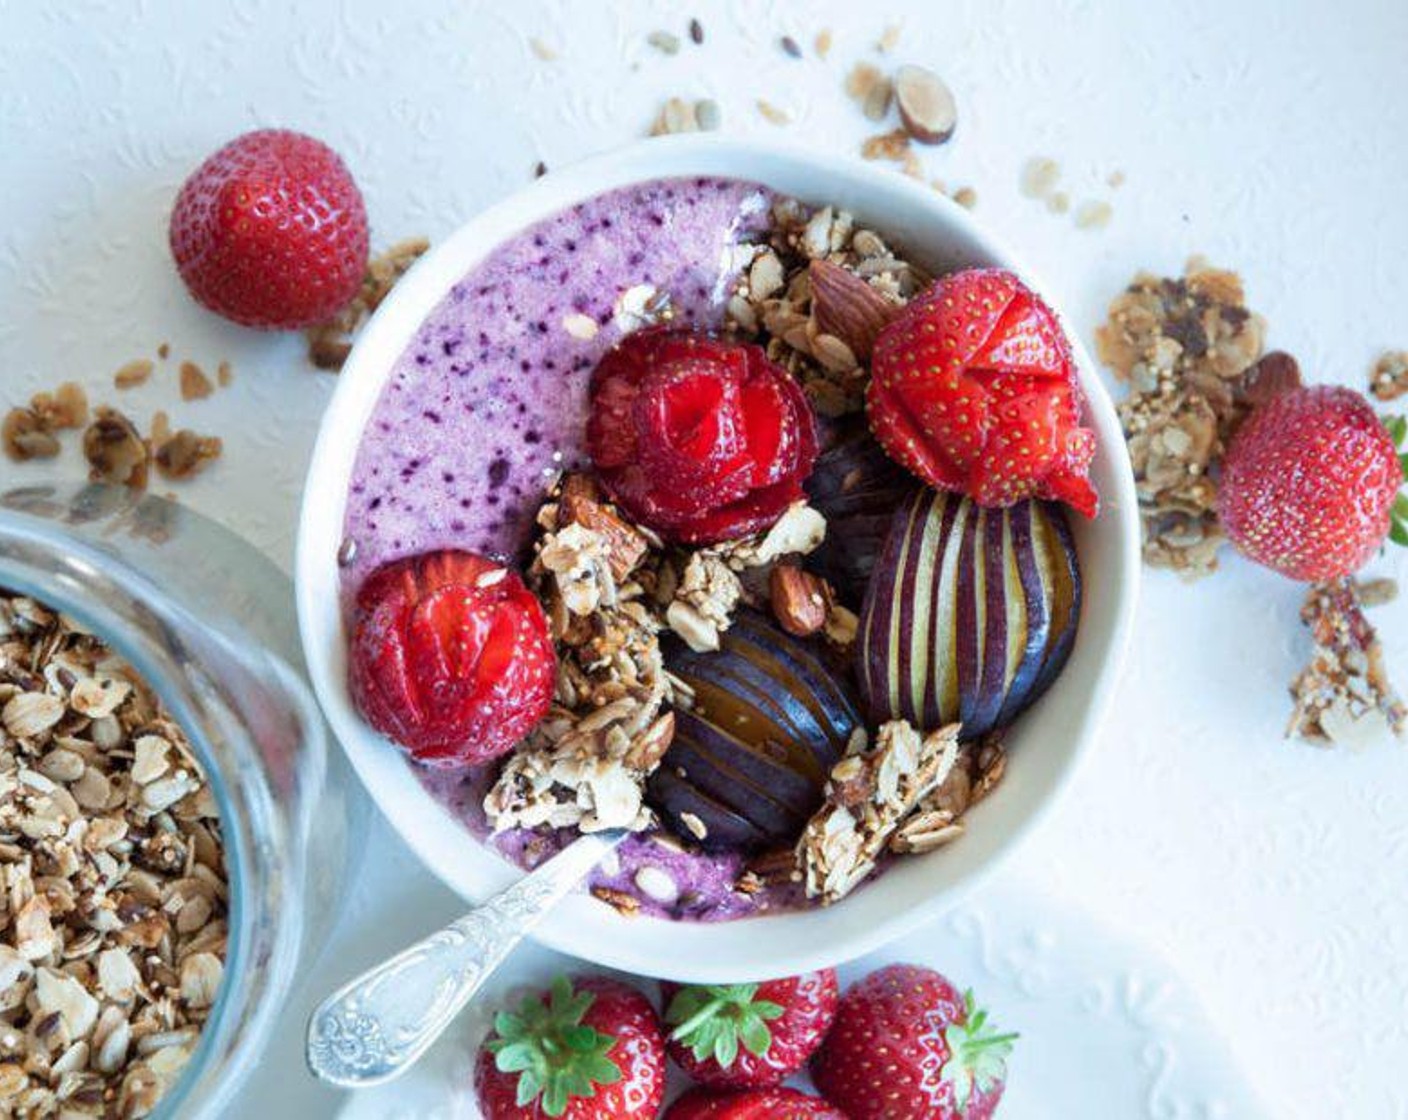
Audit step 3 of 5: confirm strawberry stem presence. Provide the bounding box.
[940,990,1017,1110]
[486,976,622,1118]
[665,983,785,1069]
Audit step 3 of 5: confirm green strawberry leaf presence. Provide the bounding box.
[667,983,785,1068]
[941,991,1019,1110]
[1385,414,1407,447]
[486,975,622,1118]
[1390,518,1408,548]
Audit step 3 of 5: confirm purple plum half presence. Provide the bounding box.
[857,488,1082,740]
[804,420,916,607]
[647,609,861,852]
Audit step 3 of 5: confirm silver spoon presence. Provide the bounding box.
[306,828,630,1088]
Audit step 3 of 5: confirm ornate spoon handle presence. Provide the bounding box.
[306,828,629,1088]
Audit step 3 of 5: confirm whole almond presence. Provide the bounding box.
[809,260,903,361]
[770,564,828,637]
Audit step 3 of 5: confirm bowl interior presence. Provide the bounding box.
[295,135,1140,982]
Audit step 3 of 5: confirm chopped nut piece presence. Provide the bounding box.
[529,36,557,60]
[1020,157,1060,199]
[876,22,903,52]
[861,128,911,163]
[1288,577,1405,745]
[651,97,699,136]
[757,99,792,126]
[591,886,641,915]
[179,361,214,401]
[894,64,957,144]
[1074,199,1113,230]
[113,360,154,390]
[216,360,233,388]
[770,565,828,636]
[647,29,680,54]
[814,28,833,58]
[31,382,89,430]
[557,474,648,579]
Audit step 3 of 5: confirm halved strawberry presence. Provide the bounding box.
[587,330,819,543]
[868,268,1099,517]
[348,550,554,766]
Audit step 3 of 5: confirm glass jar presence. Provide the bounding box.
[0,479,362,1118]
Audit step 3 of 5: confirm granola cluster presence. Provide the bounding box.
[1095,260,1268,577]
[4,380,222,488]
[1288,578,1406,746]
[483,474,832,837]
[797,721,1005,904]
[305,238,431,371]
[724,199,927,418]
[0,591,228,1117]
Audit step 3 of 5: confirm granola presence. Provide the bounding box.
[1096,260,1268,577]
[724,200,926,418]
[798,721,961,905]
[1370,350,1408,401]
[305,238,430,371]
[0,591,228,1117]
[1287,578,1406,745]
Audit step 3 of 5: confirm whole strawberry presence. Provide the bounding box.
[348,549,554,766]
[666,1086,846,1119]
[868,268,1099,517]
[662,970,838,1089]
[1218,386,1405,581]
[812,964,1015,1120]
[170,129,368,328]
[475,975,666,1119]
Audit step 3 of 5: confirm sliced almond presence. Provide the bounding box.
[894,64,957,145]
[809,260,903,361]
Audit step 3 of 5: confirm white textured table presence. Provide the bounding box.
[5,2,1407,1115]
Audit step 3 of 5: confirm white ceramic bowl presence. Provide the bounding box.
[296,135,1141,983]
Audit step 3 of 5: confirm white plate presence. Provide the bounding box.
[330,872,1267,1120]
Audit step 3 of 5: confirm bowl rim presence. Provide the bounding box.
[295,133,1142,982]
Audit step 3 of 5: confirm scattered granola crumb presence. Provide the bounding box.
[179,361,213,401]
[757,99,792,126]
[533,160,548,179]
[1074,199,1113,230]
[154,429,223,481]
[779,34,802,59]
[82,407,149,489]
[861,128,911,162]
[216,360,233,388]
[157,342,170,360]
[1370,350,1408,401]
[1020,156,1061,199]
[1108,169,1126,188]
[305,238,430,372]
[953,186,978,210]
[845,63,892,122]
[3,409,58,461]
[113,359,155,390]
[689,17,704,44]
[529,36,557,61]
[1047,191,1070,215]
[1288,577,1405,745]
[815,28,833,58]
[1096,260,1268,577]
[30,383,88,431]
[647,29,680,54]
[876,22,903,52]
[590,886,641,916]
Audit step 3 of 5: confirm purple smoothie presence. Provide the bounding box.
[341,177,772,587]
[342,177,805,921]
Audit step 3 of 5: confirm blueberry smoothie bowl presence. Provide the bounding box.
[297,138,1139,980]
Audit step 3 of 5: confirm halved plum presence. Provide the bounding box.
[647,610,861,852]
[857,488,1081,739]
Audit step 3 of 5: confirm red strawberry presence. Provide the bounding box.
[662,971,838,1089]
[1218,385,1405,581]
[475,975,666,1120]
[587,330,819,544]
[811,964,1015,1120]
[169,129,369,329]
[348,549,554,766]
[868,268,1099,517]
[666,1086,847,1119]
